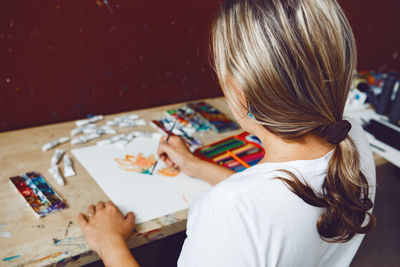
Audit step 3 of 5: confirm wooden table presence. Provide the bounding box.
[0,97,244,266]
[0,97,387,266]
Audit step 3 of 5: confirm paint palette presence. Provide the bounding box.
[9,172,66,217]
[194,132,265,172]
[186,101,239,133]
[151,118,202,149]
[166,106,211,132]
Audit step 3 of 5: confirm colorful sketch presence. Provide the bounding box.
[158,167,180,177]
[114,154,180,177]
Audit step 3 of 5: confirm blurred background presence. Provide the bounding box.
[0,0,399,132]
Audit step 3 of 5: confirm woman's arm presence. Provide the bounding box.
[157,135,235,185]
[77,201,140,267]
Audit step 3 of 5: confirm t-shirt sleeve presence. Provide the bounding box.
[178,188,256,267]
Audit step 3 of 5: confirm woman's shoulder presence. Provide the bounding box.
[192,166,298,216]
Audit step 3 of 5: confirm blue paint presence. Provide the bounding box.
[3,255,21,262]
[122,85,129,91]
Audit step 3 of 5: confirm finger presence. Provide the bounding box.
[157,137,165,153]
[157,142,173,159]
[160,135,167,143]
[105,201,115,208]
[77,213,88,229]
[125,212,135,226]
[157,140,169,157]
[165,158,175,167]
[169,135,183,145]
[96,201,105,210]
[88,204,96,215]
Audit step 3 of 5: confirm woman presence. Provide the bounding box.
[78,0,376,266]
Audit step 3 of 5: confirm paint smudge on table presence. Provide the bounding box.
[64,221,73,237]
[135,228,164,242]
[53,236,88,250]
[0,231,13,238]
[152,214,180,226]
[2,255,20,262]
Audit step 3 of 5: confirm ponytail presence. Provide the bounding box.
[278,136,375,242]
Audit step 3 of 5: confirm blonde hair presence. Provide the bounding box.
[211,0,375,242]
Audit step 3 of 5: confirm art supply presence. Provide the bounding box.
[118,119,146,128]
[71,133,101,145]
[151,118,202,149]
[9,172,66,217]
[72,134,211,223]
[51,149,65,166]
[42,137,69,151]
[48,166,65,186]
[71,124,116,136]
[166,107,210,132]
[150,118,178,175]
[63,155,76,177]
[75,115,103,127]
[227,150,251,168]
[106,114,144,128]
[96,132,144,148]
[195,132,264,172]
[187,101,239,133]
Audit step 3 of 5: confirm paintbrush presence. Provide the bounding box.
[150,118,179,175]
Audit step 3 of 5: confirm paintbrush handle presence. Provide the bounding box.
[166,118,178,143]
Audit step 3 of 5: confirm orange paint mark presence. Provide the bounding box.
[39,251,62,262]
[158,167,180,177]
[115,154,180,177]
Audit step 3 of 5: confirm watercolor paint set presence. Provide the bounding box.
[194,132,265,172]
[151,118,202,149]
[9,172,66,217]
[166,106,211,132]
[186,101,239,133]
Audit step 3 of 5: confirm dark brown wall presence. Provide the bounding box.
[338,0,400,73]
[1,0,399,132]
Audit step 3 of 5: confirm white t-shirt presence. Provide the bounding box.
[178,119,376,267]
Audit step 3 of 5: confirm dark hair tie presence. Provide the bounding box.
[324,120,352,145]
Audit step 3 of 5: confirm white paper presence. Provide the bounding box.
[72,135,211,224]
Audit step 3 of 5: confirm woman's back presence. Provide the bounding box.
[178,119,376,267]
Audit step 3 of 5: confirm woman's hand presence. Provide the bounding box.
[157,135,200,176]
[77,201,135,260]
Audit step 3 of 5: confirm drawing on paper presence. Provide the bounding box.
[114,153,180,177]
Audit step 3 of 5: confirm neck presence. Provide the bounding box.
[255,127,334,164]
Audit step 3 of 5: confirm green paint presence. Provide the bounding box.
[204,141,245,158]
[141,170,151,175]
[201,138,241,153]
[3,255,21,262]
